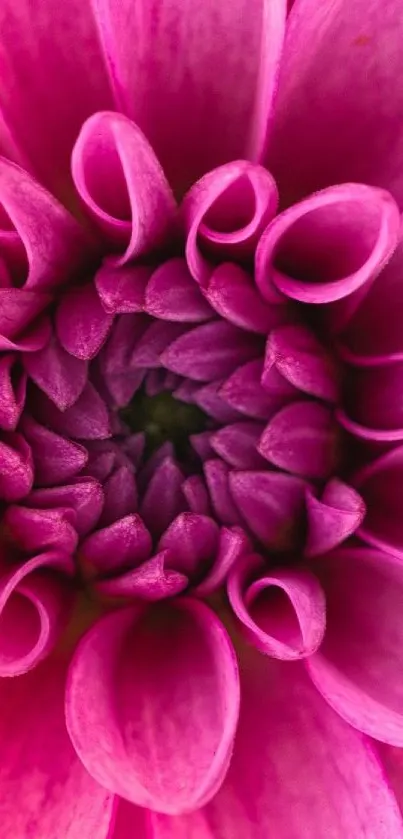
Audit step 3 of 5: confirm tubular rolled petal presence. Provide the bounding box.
[255,184,401,310]
[184,161,278,285]
[305,479,366,557]
[353,446,403,558]
[228,554,326,659]
[66,600,240,814]
[308,546,403,746]
[193,527,250,597]
[72,112,176,261]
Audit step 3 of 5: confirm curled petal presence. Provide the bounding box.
[353,446,403,558]
[158,513,219,581]
[228,554,326,659]
[0,552,73,675]
[56,282,113,361]
[145,258,213,323]
[0,354,26,431]
[96,551,188,601]
[184,161,278,285]
[72,112,176,261]
[255,184,400,313]
[161,321,263,382]
[305,479,366,558]
[267,324,340,402]
[229,470,308,550]
[95,262,151,314]
[194,526,251,597]
[308,546,403,746]
[24,331,87,410]
[259,401,341,480]
[66,600,240,814]
[206,263,288,334]
[4,505,78,555]
[21,416,88,486]
[0,431,33,501]
[80,514,152,578]
[28,477,104,537]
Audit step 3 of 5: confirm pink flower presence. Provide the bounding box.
[1,0,403,836]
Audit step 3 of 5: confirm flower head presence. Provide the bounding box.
[1,1,403,837]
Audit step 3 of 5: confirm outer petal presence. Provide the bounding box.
[268,0,403,209]
[66,600,240,814]
[0,656,114,838]
[152,652,403,838]
[93,0,286,191]
[308,546,403,745]
[0,0,113,201]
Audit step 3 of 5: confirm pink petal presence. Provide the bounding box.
[0,657,114,836]
[0,552,73,675]
[28,477,104,537]
[131,321,188,369]
[259,401,341,481]
[267,323,340,402]
[34,382,111,441]
[353,446,403,558]
[193,526,251,597]
[344,362,403,433]
[0,288,51,339]
[206,263,288,334]
[24,331,88,410]
[182,475,212,517]
[191,381,244,424]
[0,354,26,431]
[255,184,400,312]
[95,262,151,314]
[211,421,267,469]
[268,0,403,209]
[4,504,78,555]
[229,470,308,550]
[158,513,219,580]
[96,550,188,602]
[221,358,294,420]
[203,460,243,527]
[21,416,88,486]
[72,112,175,260]
[228,554,325,659]
[305,479,366,557]
[92,0,286,190]
[80,514,152,578]
[100,466,138,527]
[152,654,403,838]
[56,282,113,361]
[0,314,51,353]
[66,600,240,813]
[377,744,403,816]
[0,431,33,501]
[161,321,263,382]
[184,162,278,286]
[100,313,148,407]
[0,157,93,289]
[145,258,213,322]
[308,546,403,745]
[111,801,151,839]
[140,458,186,538]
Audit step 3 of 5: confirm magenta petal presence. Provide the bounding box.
[21,416,88,486]
[184,162,278,285]
[255,184,400,308]
[191,381,244,424]
[145,258,213,323]
[131,321,188,369]
[0,288,51,339]
[344,362,403,434]
[0,158,93,290]
[0,657,114,836]
[35,383,111,441]
[267,324,340,402]
[221,359,293,420]
[92,1,285,191]
[4,504,78,555]
[182,475,212,517]
[268,0,403,210]
[66,600,240,814]
[96,262,151,314]
[203,460,243,527]
[0,431,33,501]
[305,479,366,558]
[152,655,403,838]
[80,514,152,578]
[228,554,326,659]
[353,446,403,558]
[140,458,186,538]
[206,263,288,334]
[110,800,151,839]
[72,112,175,260]
[101,466,138,527]
[158,513,219,579]
[28,477,104,537]
[229,470,308,550]
[56,282,113,361]
[96,551,188,602]
[211,421,266,469]
[193,527,251,597]
[0,354,26,431]
[259,401,341,481]
[308,546,403,745]
[24,331,88,410]
[161,321,262,382]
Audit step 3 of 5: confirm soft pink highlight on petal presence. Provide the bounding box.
[72,112,176,261]
[66,600,240,814]
[145,258,213,323]
[28,477,104,537]
[305,479,366,557]
[56,282,113,361]
[308,546,403,745]
[267,324,340,402]
[228,554,325,659]
[21,416,88,486]
[206,263,288,335]
[161,321,262,382]
[0,431,33,501]
[96,262,151,315]
[24,332,88,410]
[80,514,152,578]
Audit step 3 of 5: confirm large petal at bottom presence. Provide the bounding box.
[151,649,403,838]
[0,655,114,839]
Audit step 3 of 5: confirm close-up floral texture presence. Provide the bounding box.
[2,1,403,836]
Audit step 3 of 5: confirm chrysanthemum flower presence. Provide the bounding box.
[1,0,403,836]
